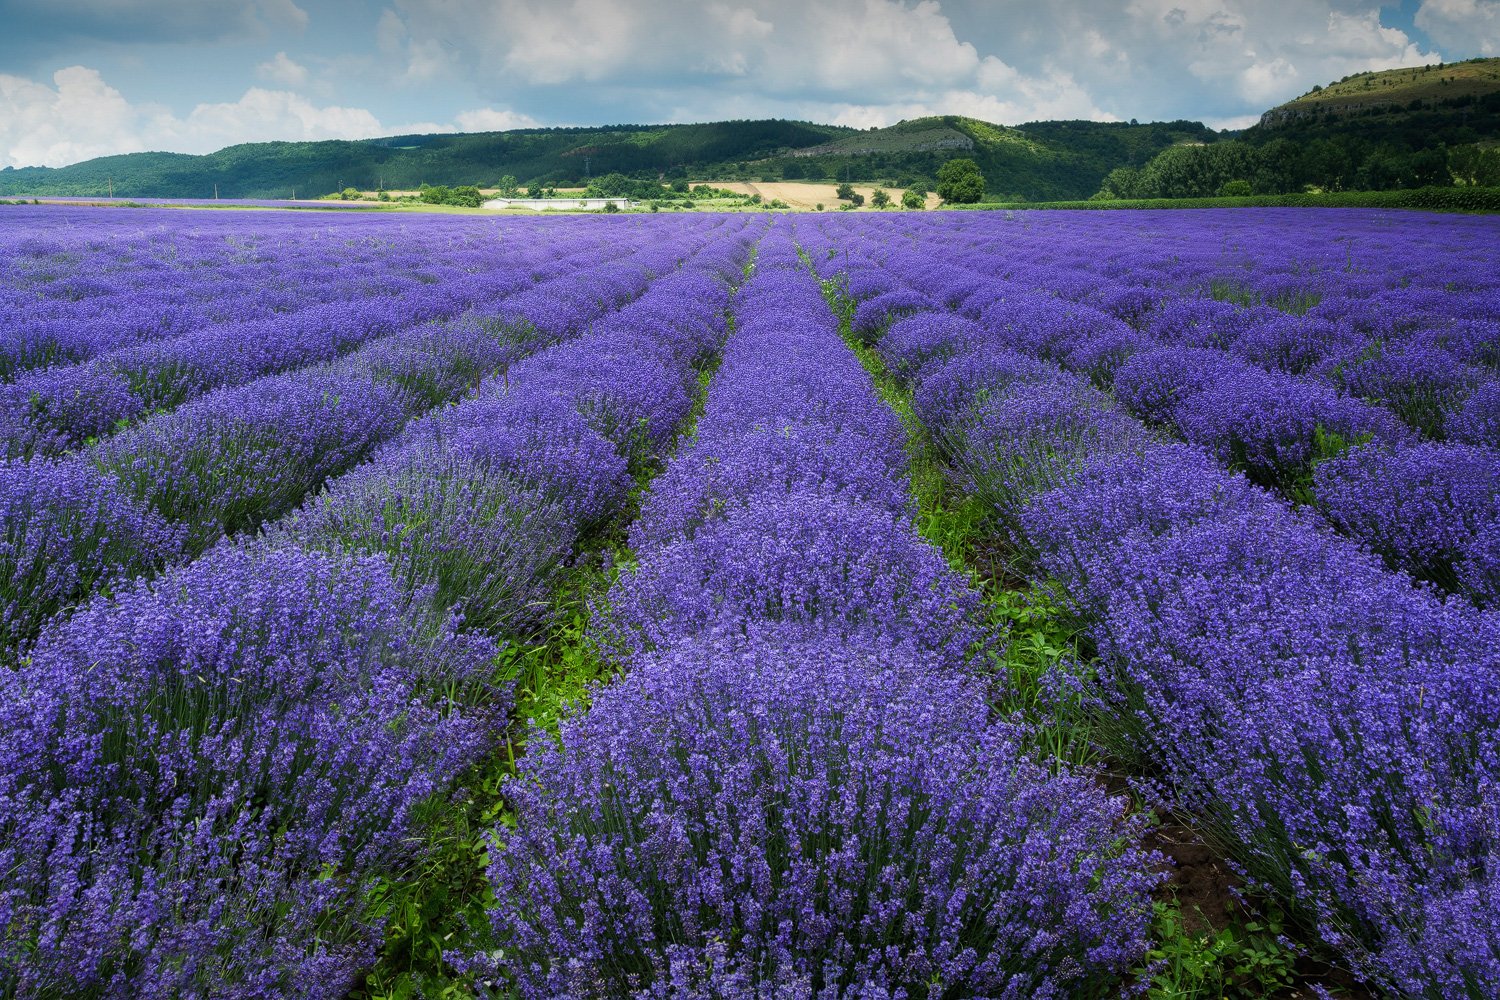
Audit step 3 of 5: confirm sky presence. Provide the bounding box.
[0,0,1497,169]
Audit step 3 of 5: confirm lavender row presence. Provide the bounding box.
[861,281,1500,997]
[0,222,759,997]
[822,209,1500,440]
[0,217,746,657]
[0,234,551,457]
[798,211,1498,447]
[1,208,527,379]
[263,225,754,640]
[805,215,1499,608]
[468,223,1161,998]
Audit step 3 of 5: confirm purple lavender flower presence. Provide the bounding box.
[601,492,982,664]
[1334,342,1485,438]
[1172,366,1412,493]
[1446,380,1500,446]
[0,544,504,997]
[265,442,574,637]
[478,629,1162,999]
[92,368,411,555]
[0,456,182,655]
[1314,440,1500,603]
[1111,345,1232,426]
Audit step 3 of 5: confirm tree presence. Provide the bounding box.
[1450,144,1500,186]
[449,185,483,208]
[936,158,985,203]
[1095,166,1141,200]
[1218,179,1253,197]
[496,175,519,197]
[901,188,925,209]
[836,182,857,201]
[871,188,891,208]
[848,192,865,207]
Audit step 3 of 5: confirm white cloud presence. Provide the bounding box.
[926,1,1452,124]
[256,51,309,88]
[454,107,541,131]
[382,0,1114,125]
[0,66,532,168]
[1204,112,1263,130]
[1417,0,1500,55]
[0,66,171,169]
[1117,1,1434,104]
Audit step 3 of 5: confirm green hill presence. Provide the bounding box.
[1256,57,1500,130]
[0,115,1217,203]
[0,120,853,200]
[762,115,1218,201]
[1096,57,1500,200]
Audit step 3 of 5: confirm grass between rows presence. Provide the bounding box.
[354,336,728,1000]
[813,275,1324,1000]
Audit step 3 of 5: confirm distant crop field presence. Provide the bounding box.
[1,204,1496,999]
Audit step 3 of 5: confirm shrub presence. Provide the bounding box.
[936,157,986,203]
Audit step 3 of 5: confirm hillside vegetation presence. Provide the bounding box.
[1099,57,1500,200]
[6,58,1496,206]
[0,116,1216,203]
[0,120,850,200]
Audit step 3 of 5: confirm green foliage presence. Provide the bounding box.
[870,187,891,208]
[495,174,519,196]
[1219,179,1253,196]
[836,181,857,201]
[1449,144,1500,185]
[0,114,1227,204]
[1210,278,1321,316]
[901,187,925,209]
[0,120,852,199]
[1142,900,1300,999]
[972,186,1500,214]
[936,157,986,203]
[1096,62,1500,201]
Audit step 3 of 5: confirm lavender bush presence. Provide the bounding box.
[0,456,181,654]
[0,544,504,998]
[479,630,1161,1000]
[1313,440,1500,604]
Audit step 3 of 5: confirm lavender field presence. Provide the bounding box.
[0,204,1496,999]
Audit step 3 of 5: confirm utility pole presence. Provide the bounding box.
[214,183,219,200]
[107,176,112,197]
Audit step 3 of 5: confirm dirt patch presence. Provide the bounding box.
[1145,818,1243,935]
[710,181,942,211]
